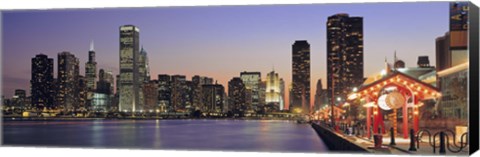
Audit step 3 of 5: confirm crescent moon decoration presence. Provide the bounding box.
[378,94,391,110]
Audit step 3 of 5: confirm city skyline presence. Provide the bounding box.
[2,2,449,106]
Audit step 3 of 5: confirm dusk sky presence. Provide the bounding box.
[2,2,449,106]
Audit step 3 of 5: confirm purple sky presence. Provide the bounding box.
[2,2,449,106]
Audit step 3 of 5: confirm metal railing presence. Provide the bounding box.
[415,129,469,154]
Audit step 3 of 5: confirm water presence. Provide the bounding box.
[2,119,328,152]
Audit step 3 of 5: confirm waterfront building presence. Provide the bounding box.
[202,83,225,113]
[171,75,187,111]
[57,51,80,111]
[31,54,55,110]
[326,13,364,105]
[95,71,113,112]
[291,40,311,114]
[259,81,267,112]
[240,71,261,112]
[143,80,158,111]
[192,75,214,110]
[157,74,172,112]
[228,77,247,115]
[99,69,115,96]
[279,78,285,111]
[12,89,26,109]
[118,25,143,112]
[77,75,88,111]
[265,70,283,112]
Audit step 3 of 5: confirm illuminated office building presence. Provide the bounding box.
[31,54,55,110]
[119,25,143,112]
[57,51,80,110]
[291,40,310,114]
[228,77,247,115]
[240,71,261,112]
[326,13,364,104]
[202,84,225,113]
[85,41,97,93]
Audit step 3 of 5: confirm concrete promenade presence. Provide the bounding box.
[311,122,469,155]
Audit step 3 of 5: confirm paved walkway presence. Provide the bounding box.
[314,123,469,155]
[345,133,469,155]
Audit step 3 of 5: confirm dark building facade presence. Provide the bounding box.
[157,74,172,112]
[291,40,310,114]
[228,77,247,115]
[171,75,187,111]
[436,32,451,72]
[202,84,225,113]
[143,80,158,111]
[13,89,26,109]
[314,79,328,111]
[31,54,55,110]
[77,75,88,110]
[326,13,364,104]
[57,51,80,111]
[192,75,214,110]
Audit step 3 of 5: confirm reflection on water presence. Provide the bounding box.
[3,119,328,152]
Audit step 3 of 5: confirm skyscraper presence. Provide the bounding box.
[94,69,114,112]
[291,40,310,114]
[265,70,283,111]
[31,54,55,110]
[119,25,142,112]
[240,71,261,112]
[77,75,88,110]
[327,14,364,103]
[143,80,158,111]
[314,79,327,111]
[228,77,247,115]
[99,69,115,95]
[202,84,225,113]
[13,89,26,109]
[85,41,97,92]
[139,46,150,82]
[279,78,285,111]
[171,75,187,111]
[157,74,172,112]
[192,75,214,110]
[57,51,80,110]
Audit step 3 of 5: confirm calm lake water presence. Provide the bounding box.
[2,119,328,153]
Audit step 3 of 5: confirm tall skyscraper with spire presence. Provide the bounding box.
[291,40,310,114]
[326,13,364,103]
[119,25,143,112]
[85,40,97,107]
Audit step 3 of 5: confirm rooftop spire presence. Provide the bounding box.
[393,50,397,71]
[141,45,145,53]
[90,40,94,51]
